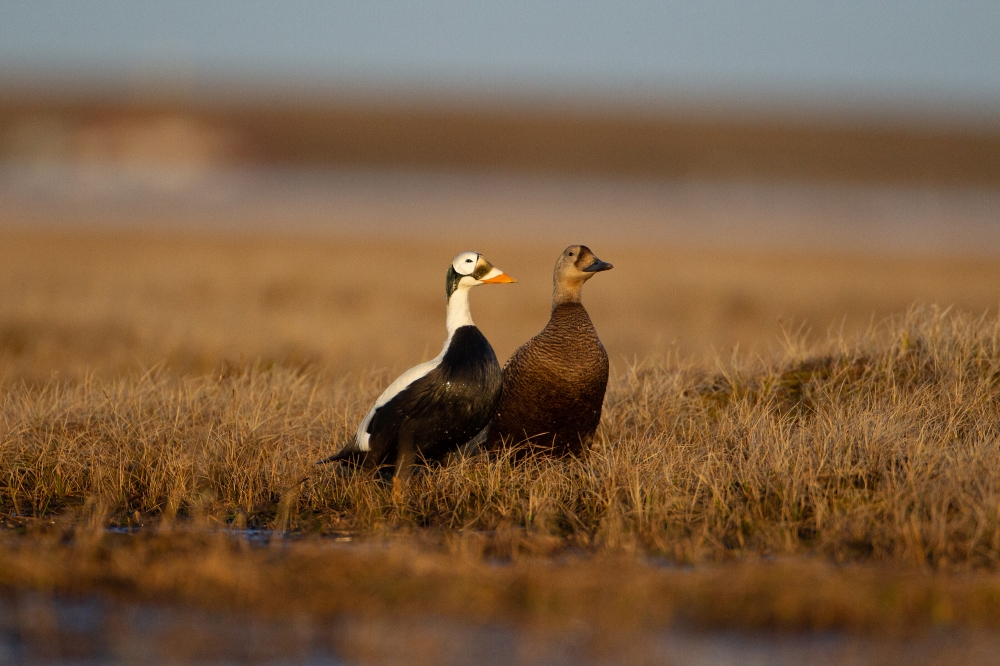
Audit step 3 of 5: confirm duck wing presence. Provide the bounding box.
[315,355,443,465]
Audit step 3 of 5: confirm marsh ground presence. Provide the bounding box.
[1,220,1000,663]
[2,224,999,380]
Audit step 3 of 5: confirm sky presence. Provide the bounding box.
[1,1,1000,111]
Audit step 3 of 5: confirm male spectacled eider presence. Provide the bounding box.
[485,245,612,457]
[318,252,515,479]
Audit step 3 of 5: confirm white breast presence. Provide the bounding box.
[349,286,471,454]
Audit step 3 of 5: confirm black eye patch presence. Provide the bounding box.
[471,262,491,280]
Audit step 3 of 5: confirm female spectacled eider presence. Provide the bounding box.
[318,252,515,479]
[486,245,612,457]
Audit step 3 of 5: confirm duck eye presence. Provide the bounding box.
[465,259,473,263]
[568,252,574,257]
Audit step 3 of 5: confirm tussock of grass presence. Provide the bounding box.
[2,529,1000,634]
[3,307,1000,567]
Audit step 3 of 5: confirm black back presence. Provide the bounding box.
[363,325,502,466]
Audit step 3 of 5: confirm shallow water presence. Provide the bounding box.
[102,525,357,548]
[2,590,998,666]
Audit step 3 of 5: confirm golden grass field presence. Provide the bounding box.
[3,227,1000,663]
[4,227,1000,379]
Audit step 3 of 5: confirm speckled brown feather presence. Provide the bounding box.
[486,245,611,457]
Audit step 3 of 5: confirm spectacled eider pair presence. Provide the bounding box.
[318,245,612,478]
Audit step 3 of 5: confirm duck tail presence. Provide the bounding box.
[316,440,366,466]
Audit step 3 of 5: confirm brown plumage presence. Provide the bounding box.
[486,245,613,457]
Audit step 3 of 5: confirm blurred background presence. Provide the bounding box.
[1,1,999,379]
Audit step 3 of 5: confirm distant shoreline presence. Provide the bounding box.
[1,89,999,187]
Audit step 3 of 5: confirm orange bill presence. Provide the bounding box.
[482,271,516,284]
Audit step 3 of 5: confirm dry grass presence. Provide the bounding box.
[2,306,1000,569]
[3,529,1000,635]
[5,530,1000,664]
[2,228,1000,647]
[2,228,999,381]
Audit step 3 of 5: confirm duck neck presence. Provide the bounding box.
[446,286,474,335]
[553,278,586,309]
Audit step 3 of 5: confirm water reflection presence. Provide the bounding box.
[3,590,999,665]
